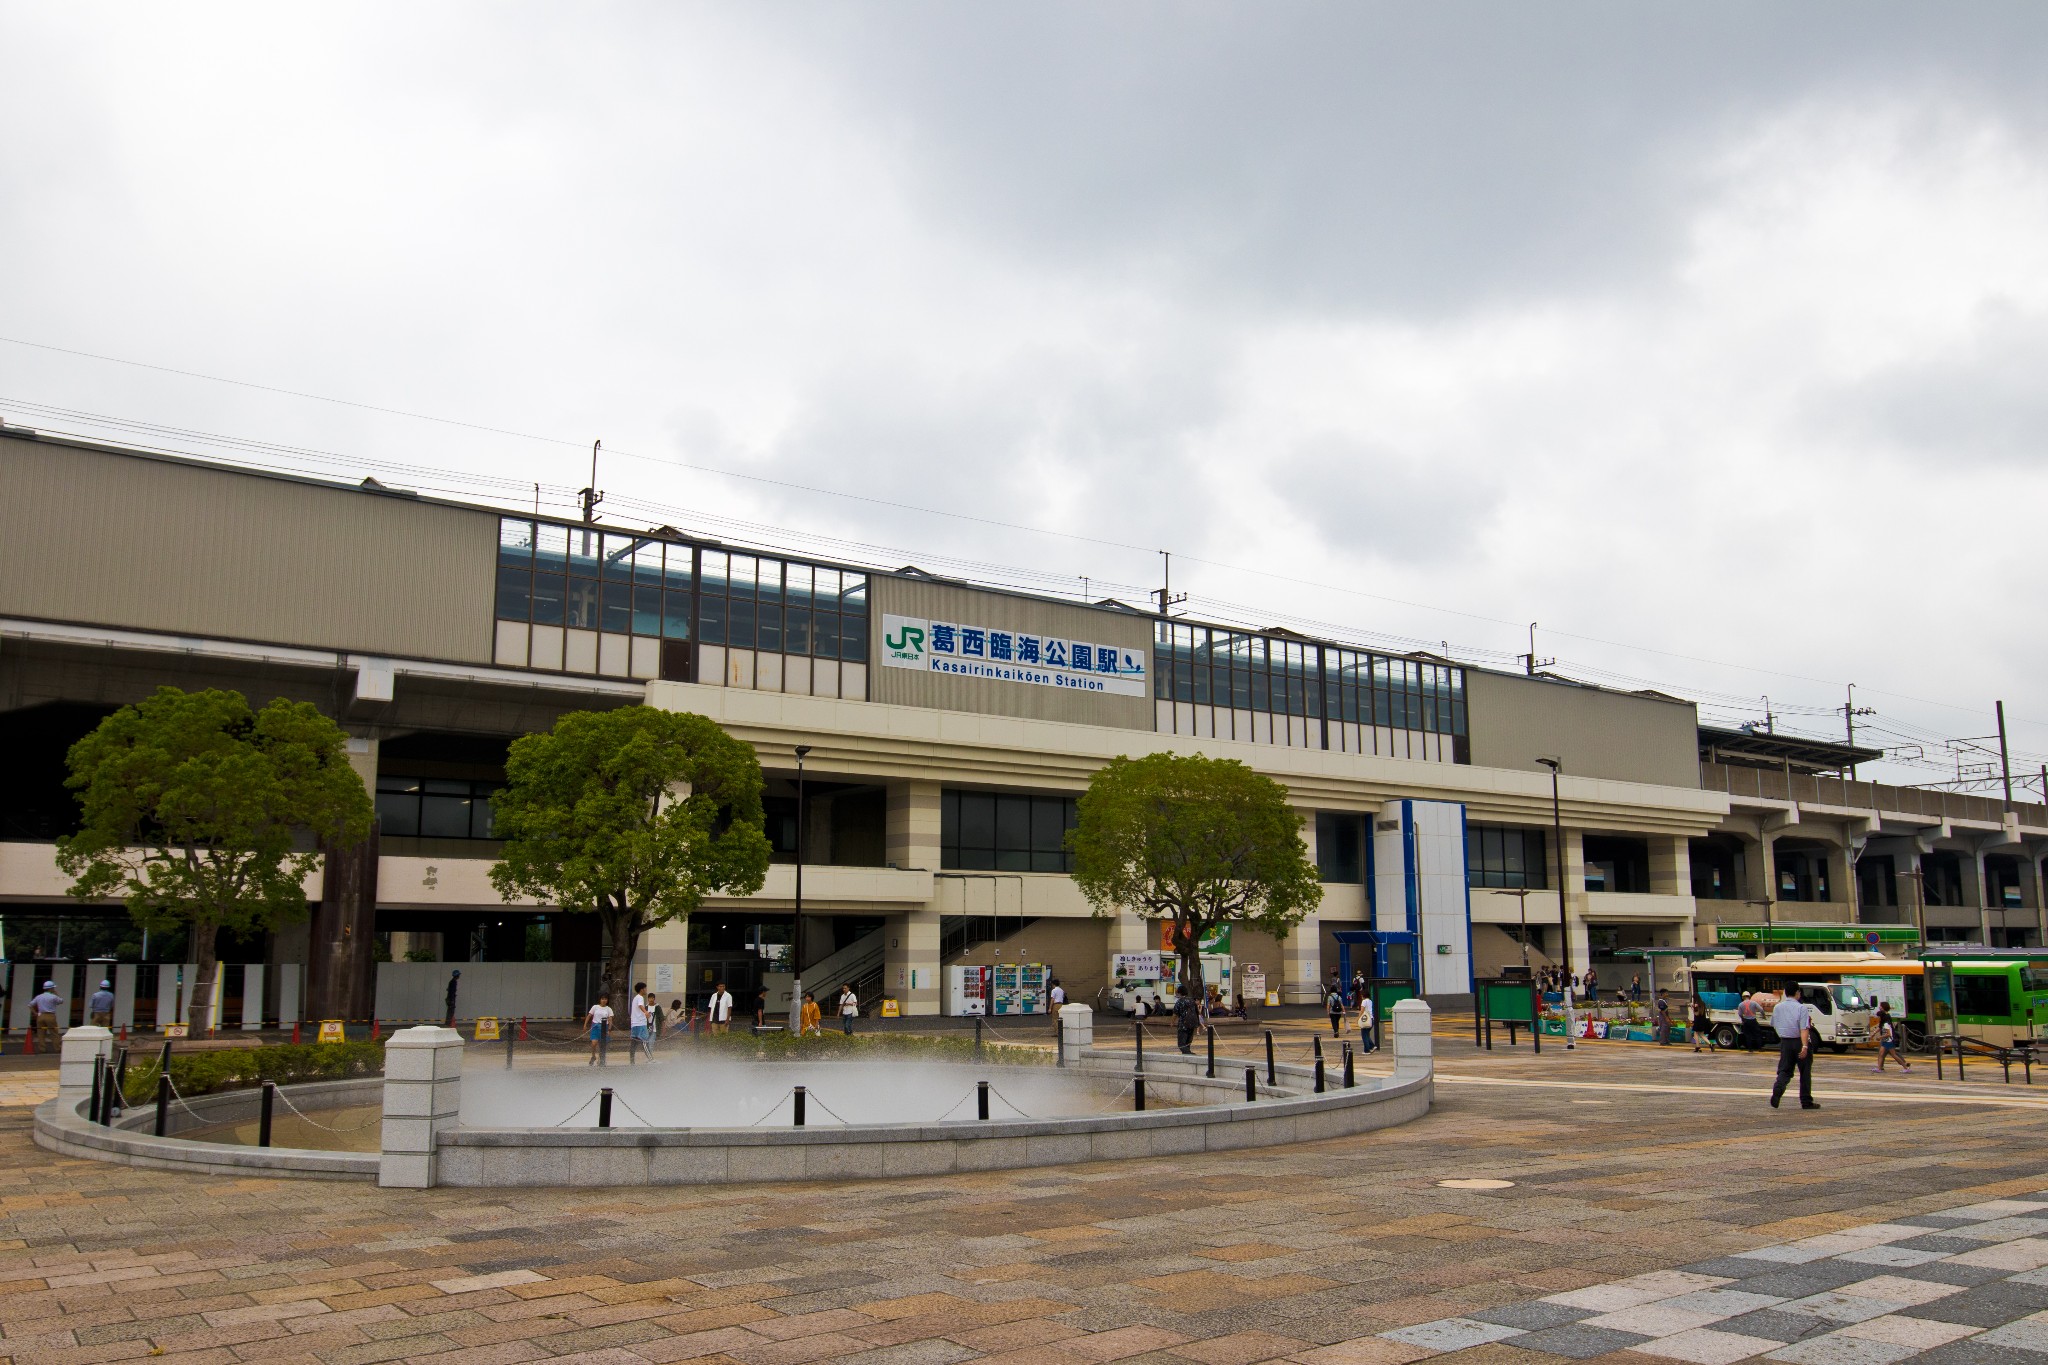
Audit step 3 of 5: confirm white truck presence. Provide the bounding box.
[1105,951,1233,1017]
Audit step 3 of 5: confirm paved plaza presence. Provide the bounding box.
[4,1032,2048,1364]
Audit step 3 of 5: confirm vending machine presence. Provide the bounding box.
[947,964,990,1016]
[991,962,1049,1015]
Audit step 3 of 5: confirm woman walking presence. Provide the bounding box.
[1874,1002,1912,1072]
[1691,997,1715,1053]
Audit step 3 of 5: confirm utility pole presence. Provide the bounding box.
[1520,623,1554,676]
[1154,551,1186,617]
[579,439,604,524]
[1841,685,1874,779]
[1996,701,2013,809]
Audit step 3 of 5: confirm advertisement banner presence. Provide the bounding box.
[1160,922,1232,954]
[1113,952,1164,981]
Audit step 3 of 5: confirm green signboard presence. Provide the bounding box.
[1713,924,1918,946]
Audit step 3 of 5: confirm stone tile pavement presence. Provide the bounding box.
[4,1038,2048,1363]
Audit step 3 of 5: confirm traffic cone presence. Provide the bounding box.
[291,1021,301,1045]
[371,1018,381,1041]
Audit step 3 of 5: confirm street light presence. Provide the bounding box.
[1535,757,1574,1049]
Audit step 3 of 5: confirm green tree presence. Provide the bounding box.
[1068,752,1322,996]
[488,706,772,1006]
[57,687,372,1036]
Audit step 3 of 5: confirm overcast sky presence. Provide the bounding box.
[5,3,2048,788]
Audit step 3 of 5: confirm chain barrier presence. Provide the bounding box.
[270,1085,384,1132]
[804,1091,851,1126]
[607,1093,659,1128]
[746,1088,796,1126]
[1093,1077,1138,1113]
[982,1085,1032,1119]
[551,1093,600,1127]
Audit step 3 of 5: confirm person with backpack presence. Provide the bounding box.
[1874,1001,1912,1072]
[1326,979,1345,1038]
[1174,988,1201,1055]
[1357,993,1377,1053]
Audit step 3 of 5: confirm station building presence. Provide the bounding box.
[3,423,2045,1024]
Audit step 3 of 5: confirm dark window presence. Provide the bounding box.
[495,564,531,621]
[1582,836,1650,894]
[942,789,1077,872]
[530,574,565,627]
[1468,824,1549,889]
[601,581,631,634]
[1315,812,1362,883]
[1956,972,2013,1018]
[376,776,495,840]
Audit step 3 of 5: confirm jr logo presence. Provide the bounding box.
[885,624,925,654]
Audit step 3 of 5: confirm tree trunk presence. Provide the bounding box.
[601,907,640,1014]
[1176,919,1204,1001]
[188,919,220,1036]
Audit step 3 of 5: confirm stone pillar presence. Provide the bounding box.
[1390,999,1433,1082]
[1967,846,1993,945]
[58,1026,115,1111]
[1557,828,1588,973]
[885,780,941,871]
[1111,912,1152,957]
[883,910,941,1016]
[1281,919,1321,1006]
[1059,1003,1093,1063]
[379,1025,463,1189]
[2034,853,2048,947]
[1823,841,1853,915]
[1648,836,1689,897]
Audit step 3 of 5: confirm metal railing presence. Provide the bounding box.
[1701,762,2045,827]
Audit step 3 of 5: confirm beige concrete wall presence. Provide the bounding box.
[0,433,496,663]
[948,916,1111,1008]
[1465,670,1699,789]
[868,577,1153,730]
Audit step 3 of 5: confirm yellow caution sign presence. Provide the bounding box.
[473,1016,501,1041]
[163,1023,189,1038]
[316,1019,346,1044]
[880,998,901,1018]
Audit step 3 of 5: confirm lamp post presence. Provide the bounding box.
[791,745,811,1035]
[1536,758,1574,1048]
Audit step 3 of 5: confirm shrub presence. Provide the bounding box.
[120,1040,385,1106]
[689,1028,1050,1066]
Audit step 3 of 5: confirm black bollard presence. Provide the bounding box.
[1315,1057,1325,1093]
[158,1038,173,1074]
[1134,1020,1143,1070]
[259,1081,275,1148]
[974,1017,984,1057]
[1245,1066,1257,1102]
[793,1086,806,1128]
[1134,1074,1145,1112]
[977,1080,990,1121]
[506,1025,516,1070]
[1343,1042,1355,1089]
[154,1073,170,1137]
[1313,1035,1323,1062]
[112,1047,129,1115]
[1206,1025,1215,1079]
[89,1055,104,1124]
[597,1087,614,1128]
[1265,1030,1275,1086]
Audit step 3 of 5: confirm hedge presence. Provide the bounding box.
[688,1028,1051,1066]
[119,1040,386,1106]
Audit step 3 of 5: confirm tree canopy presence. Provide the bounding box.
[57,686,372,1034]
[1068,751,1322,994]
[488,705,772,1006]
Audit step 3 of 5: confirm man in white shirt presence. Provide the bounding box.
[629,984,650,1060]
[1769,986,1819,1110]
[1048,979,1066,1037]
[30,980,64,1053]
[838,985,859,1035]
[708,982,733,1035]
